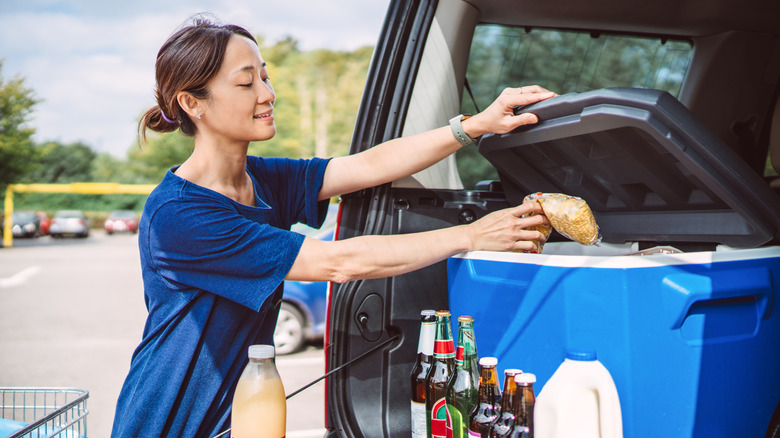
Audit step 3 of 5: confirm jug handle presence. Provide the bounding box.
[596,379,623,438]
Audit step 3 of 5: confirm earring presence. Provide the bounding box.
[196,113,202,120]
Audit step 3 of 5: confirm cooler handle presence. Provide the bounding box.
[661,267,772,330]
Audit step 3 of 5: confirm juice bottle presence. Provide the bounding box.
[231,345,286,438]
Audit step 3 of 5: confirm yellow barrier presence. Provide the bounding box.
[3,183,156,248]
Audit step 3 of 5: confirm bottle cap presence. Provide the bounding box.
[421,309,436,316]
[515,373,536,385]
[566,350,597,361]
[435,310,451,317]
[479,357,498,367]
[504,368,523,376]
[457,315,474,323]
[248,344,275,359]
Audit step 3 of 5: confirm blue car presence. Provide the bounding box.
[274,205,337,354]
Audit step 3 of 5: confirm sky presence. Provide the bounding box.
[0,0,392,157]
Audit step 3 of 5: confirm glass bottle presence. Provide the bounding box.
[411,310,437,438]
[490,369,523,437]
[446,316,479,438]
[514,373,536,437]
[425,310,456,438]
[230,344,286,438]
[468,357,501,437]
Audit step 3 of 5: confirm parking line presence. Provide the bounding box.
[0,266,41,288]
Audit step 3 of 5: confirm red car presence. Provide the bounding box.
[104,210,139,235]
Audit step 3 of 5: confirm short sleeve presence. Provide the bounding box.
[247,156,331,229]
[146,200,304,311]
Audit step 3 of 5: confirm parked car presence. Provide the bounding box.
[11,210,41,238]
[274,204,338,355]
[104,210,139,235]
[36,211,50,236]
[323,1,780,437]
[49,210,90,238]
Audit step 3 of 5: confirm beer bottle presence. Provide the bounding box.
[411,310,437,438]
[468,357,501,437]
[425,310,456,438]
[490,369,523,437]
[514,373,536,436]
[446,316,479,438]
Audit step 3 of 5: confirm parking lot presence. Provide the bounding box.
[0,232,326,437]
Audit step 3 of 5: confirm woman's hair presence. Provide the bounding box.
[138,16,257,142]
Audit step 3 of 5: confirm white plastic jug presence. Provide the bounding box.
[534,350,623,438]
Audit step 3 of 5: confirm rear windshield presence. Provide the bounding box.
[457,25,693,188]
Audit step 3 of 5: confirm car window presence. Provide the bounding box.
[457,25,693,189]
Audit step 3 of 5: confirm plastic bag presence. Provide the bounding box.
[523,192,602,253]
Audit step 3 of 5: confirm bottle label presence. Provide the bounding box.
[447,403,464,438]
[419,321,436,355]
[455,345,464,366]
[434,339,455,359]
[430,398,454,438]
[410,400,427,438]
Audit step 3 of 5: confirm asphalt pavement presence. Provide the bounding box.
[0,232,326,437]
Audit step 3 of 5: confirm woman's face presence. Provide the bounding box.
[200,34,276,143]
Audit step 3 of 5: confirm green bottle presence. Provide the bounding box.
[445,316,479,438]
[426,310,455,438]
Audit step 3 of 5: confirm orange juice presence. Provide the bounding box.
[231,345,286,438]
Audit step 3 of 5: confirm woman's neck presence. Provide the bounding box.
[174,139,255,206]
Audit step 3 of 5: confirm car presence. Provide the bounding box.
[11,210,41,238]
[104,210,139,235]
[323,1,780,437]
[36,211,50,236]
[273,204,338,355]
[49,210,90,238]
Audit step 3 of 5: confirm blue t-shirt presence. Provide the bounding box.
[112,156,330,438]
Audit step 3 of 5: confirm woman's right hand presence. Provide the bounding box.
[465,201,549,253]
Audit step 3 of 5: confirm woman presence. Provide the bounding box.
[112,17,555,437]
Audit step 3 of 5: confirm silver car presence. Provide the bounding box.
[49,210,90,238]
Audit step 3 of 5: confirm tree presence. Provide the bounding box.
[125,131,194,183]
[0,60,39,194]
[24,141,96,183]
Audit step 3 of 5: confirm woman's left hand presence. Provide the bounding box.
[463,85,557,138]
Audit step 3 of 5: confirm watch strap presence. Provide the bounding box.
[449,114,477,147]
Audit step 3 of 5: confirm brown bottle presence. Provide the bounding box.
[411,310,437,438]
[425,310,455,438]
[514,373,536,436]
[490,369,523,437]
[468,357,501,437]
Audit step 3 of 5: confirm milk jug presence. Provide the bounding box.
[231,344,286,438]
[534,350,622,438]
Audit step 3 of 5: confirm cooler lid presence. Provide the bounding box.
[478,88,780,247]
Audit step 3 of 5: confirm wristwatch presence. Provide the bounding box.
[449,114,477,147]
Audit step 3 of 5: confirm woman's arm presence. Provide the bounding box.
[285,201,548,282]
[318,86,555,200]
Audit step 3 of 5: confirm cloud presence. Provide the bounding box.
[0,1,390,157]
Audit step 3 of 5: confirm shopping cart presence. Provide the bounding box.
[0,388,88,438]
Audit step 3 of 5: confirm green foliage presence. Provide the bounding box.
[0,60,39,193]
[126,131,194,183]
[23,141,96,183]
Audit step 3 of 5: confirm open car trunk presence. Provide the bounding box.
[324,1,780,437]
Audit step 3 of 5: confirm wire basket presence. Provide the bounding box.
[0,388,89,438]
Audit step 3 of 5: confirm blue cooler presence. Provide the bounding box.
[448,89,780,437]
